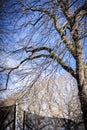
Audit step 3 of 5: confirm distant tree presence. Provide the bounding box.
[0,77,84,130]
[0,0,87,129]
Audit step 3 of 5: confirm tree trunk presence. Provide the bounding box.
[75,29,87,129]
[77,81,87,130]
[78,66,87,129]
[77,83,87,129]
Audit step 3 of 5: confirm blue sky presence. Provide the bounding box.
[0,0,87,93]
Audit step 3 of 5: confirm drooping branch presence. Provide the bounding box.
[3,57,32,89]
[25,46,76,77]
[25,46,52,53]
[3,45,76,88]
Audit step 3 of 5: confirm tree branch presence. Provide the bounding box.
[52,15,75,57]
[27,7,75,58]
[26,46,76,77]
[4,46,76,88]
[73,1,87,19]
[57,0,72,19]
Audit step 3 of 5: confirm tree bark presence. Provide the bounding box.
[74,29,87,130]
[77,79,87,130]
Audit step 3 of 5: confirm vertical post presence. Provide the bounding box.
[15,102,18,130]
[15,101,24,130]
[13,104,16,130]
[23,111,25,130]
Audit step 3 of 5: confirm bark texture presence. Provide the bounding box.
[75,32,87,129]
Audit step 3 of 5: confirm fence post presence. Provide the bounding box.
[14,104,16,130]
[15,102,24,130]
[23,111,25,130]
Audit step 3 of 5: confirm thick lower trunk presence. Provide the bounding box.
[77,79,87,130]
[76,61,87,129]
[76,68,87,128]
[72,27,87,129]
[76,48,87,129]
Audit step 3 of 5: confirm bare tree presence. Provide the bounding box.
[0,0,87,129]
